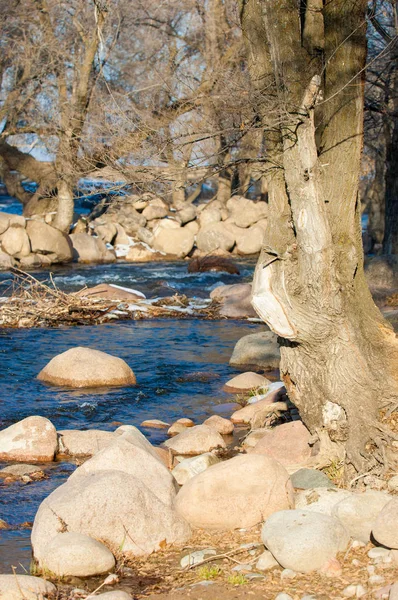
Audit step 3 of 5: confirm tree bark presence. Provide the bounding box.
[241,0,398,475]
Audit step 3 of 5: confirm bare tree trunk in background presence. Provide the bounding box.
[366,143,386,247]
[383,53,398,254]
[241,0,398,475]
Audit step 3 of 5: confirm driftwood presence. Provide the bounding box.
[188,255,240,275]
[0,269,222,328]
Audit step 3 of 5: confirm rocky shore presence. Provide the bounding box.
[0,194,269,269]
[1,344,398,600]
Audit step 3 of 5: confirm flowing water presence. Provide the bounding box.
[0,258,264,572]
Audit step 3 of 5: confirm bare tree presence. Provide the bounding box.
[240,0,398,476]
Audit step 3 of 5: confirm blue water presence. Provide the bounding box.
[0,259,262,572]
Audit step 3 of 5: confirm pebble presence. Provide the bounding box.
[256,550,279,571]
[367,565,376,574]
[352,540,366,548]
[280,569,296,580]
[369,574,385,586]
[275,594,293,600]
[180,548,217,568]
[368,547,391,559]
[301,596,317,600]
[244,572,265,580]
[318,557,342,577]
[232,564,252,572]
[352,559,361,566]
[342,584,367,598]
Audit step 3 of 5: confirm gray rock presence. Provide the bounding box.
[27,220,73,263]
[180,548,217,568]
[153,227,194,257]
[1,226,30,257]
[0,574,56,599]
[230,331,280,370]
[276,592,293,599]
[38,532,115,577]
[291,468,335,490]
[262,510,350,573]
[332,490,392,542]
[196,222,235,253]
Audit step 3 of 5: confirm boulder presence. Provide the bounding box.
[26,220,73,263]
[38,532,115,577]
[332,490,392,543]
[152,218,181,233]
[184,220,199,234]
[230,331,280,370]
[175,454,294,530]
[19,253,44,268]
[261,510,349,573]
[69,436,177,505]
[1,226,30,257]
[256,550,279,571]
[235,225,264,255]
[136,226,154,246]
[242,429,269,449]
[0,212,10,234]
[114,223,130,246]
[202,415,234,435]
[223,372,271,393]
[114,425,170,462]
[106,205,147,236]
[37,347,136,388]
[75,283,145,302]
[143,198,168,220]
[70,233,116,263]
[295,487,353,515]
[250,421,312,467]
[177,205,197,225]
[0,416,57,462]
[230,388,287,424]
[0,575,56,600]
[153,228,194,258]
[0,463,45,478]
[57,429,116,456]
[94,222,118,244]
[198,207,222,228]
[31,470,191,559]
[227,196,269,228]
[0,250,16,269]
[372,497,398,549]
[172,452,221,485]
[210,283,257,319]
[125,243,157,262]
[164,424,226,456]
[196,222,235,253]
[168,422,189,437]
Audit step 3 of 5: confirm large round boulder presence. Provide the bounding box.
[70,233,115,263]
[26,220,73,263]
[1,226,31,257]
[38,532,115,577]
[250,421,312,467]
[175,454,294,530]
[37,347,136,388]
[31,470,191,559]
[261,509,349,573]
[196,222,235,253]
[153,227,194,258]
[57,429,116,457]
[69,436,177,505]
[0,416,57,462]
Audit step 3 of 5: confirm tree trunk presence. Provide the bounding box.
[383,59,398,254]
[52,180,74,232]
[241,0,398,475]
